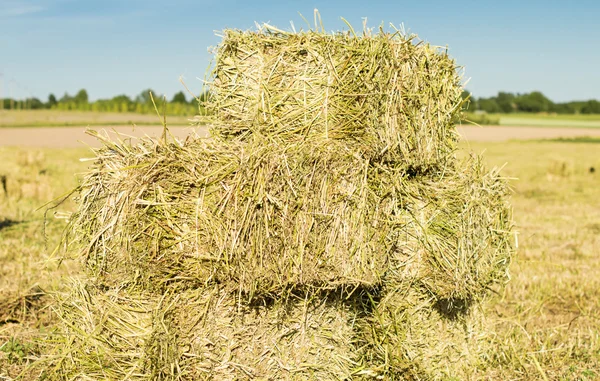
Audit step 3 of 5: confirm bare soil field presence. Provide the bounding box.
[2,125,600,147]
[0,125,209,147]
[459,125,600,142]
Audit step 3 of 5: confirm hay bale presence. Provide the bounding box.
[39,281,155,380]
[40,281,362,381]
[39,279,498,381]
[205,24,463,169]
[170,286,361,380]
[357,286,489,380]
[386,155,514,303]
[69,132,394,297]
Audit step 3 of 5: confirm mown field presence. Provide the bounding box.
[1,138,599,379]
[463,112,600,129]
[0,110,192,128]
[468,113,600,129]
[497,113,600,129]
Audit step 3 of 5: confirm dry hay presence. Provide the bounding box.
[37,281,153,380]
[65,131,511,306]
[387,156,513,303]
[167,286,360,380]
[37,278,497,380]
[41,130,514,379]
[357,287,489,380]
[204,24,464,171]
[0,287,48,327]
[67,132,394,298]
[38,280,362,381]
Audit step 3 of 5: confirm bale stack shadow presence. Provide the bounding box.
[38,21,514,380]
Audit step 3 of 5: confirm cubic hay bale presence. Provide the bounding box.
[38,281,155,380]
[205,24,464,169]
[40,281,362,381]
[386,155,514,303]
[357,286,490,380]
[68,132,393,297]
[170,286,361,380]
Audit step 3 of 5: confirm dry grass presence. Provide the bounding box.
[204,24,464,171]
[38,281,360,380]
[1,139,599,379]
[66,133,392,296]
[0,146,87,380]
[462,140,600,380]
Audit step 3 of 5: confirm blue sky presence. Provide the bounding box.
[1,0,598,102]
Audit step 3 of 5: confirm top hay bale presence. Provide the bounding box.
[206,24,465,170]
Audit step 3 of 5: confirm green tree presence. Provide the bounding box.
[60,92,73,103]
[581,100,600,114]
[477,98,501,113]
[111,94,132,103]
[135,89,156,104]
[515,91,553,113]
[28,98,44,109]
[74,89,89,104]
[171,91,187,103]
[551,102,576,114]
[111,95,133,113]
[496,92,516,113]
[47,93,58,108]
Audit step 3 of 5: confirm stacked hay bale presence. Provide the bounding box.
[207,25,461,170]
[40,23,513,380]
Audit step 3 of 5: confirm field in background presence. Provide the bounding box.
[1,139,600,379]
[0,110,193,128]
[3,110,600,130]
[462,112,600,128]
[0,110,600,128]
[496,113,600,128]
[464,140,600,379]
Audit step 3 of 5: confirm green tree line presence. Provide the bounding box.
[2,88,599,115]
[463,91,600,114]
[1,89,208,116]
